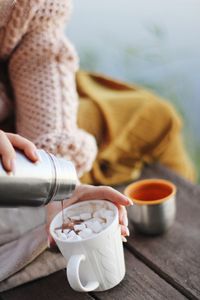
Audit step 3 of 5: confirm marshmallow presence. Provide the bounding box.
[94,217,105,224]
[63,229,70,236]
[74,223,86,232]
[84,217,104,229]
[70,215,81,221]
[56,229,67,240]
[66,230,76,238]
[95,205,103,211]
[84,219,94,229]
[103,210,114,218]
[78,228,93,239]
[93,211,101,218]
[97,208,107,218]
[80,205,93,213]
[97,208,113,218]
[80,213,92,220]
[67,234,82,241]
[106,216,113,225]
[91,221,103,233]
[66,210,79,217]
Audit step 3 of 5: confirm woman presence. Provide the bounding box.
[0,130,130,287]
[0,0,195,285]
[0,0,195,186]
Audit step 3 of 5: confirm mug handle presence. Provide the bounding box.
[67,254,99,292]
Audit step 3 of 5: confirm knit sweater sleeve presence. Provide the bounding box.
[0,82,12,122]
[8,0,97,177]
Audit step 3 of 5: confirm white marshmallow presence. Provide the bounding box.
[74,223,86,232]
[80,213,92,220]
[103,210,114,218]
[86,217,104,224]
[80,205,93,213]
[70,215,81,221]
[66,230,77,239]
[95,205,104,211]
[66,210,79,217]
[63,229,70,236]
[56,229,67,240]
[91,221,103,233]
[94,217,105,224]
[98,208,107,218]
[84,219,94,229]
[105,216,113,225]
[97,208,114,219]
[78,228,93,239]
[67,234,82,241]
[93,211,101,218]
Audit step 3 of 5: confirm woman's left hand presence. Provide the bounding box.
[47,184,132,247]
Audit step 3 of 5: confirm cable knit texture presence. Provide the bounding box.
[0,0,97,177]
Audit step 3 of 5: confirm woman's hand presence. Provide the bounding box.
[47,184,132,247]
[0,131,38,171]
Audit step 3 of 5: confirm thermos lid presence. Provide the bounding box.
[46,153,77,203]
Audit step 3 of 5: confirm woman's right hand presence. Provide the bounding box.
[0,130,38,172]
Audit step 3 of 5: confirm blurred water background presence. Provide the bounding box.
[67,0,200,180]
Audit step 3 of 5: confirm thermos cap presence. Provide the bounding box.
[47,153,77,203]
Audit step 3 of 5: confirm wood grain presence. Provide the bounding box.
[117,164,200,299]
[1,248,186,300]
[1,164,199,300]
[91,247,186,300]
[0,270,94,300]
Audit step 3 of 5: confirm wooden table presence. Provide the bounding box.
[1,164,200,300]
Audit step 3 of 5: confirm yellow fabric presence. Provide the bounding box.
[77,71,196,185]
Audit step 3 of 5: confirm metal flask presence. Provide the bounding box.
[0,150,77,207]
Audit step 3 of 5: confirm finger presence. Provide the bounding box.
[0,130,16,171]
[76,185,132,206]
[6,133,38,162]
[116,205,129,236]
[121,236,127,243]
[115,204,128,226]
[98,186,133,206]
[121,225,130,237]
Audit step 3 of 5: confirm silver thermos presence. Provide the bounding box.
[0,150,77,207]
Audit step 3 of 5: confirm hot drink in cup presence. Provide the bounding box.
[124,179,177,235]
[50,200,125,292]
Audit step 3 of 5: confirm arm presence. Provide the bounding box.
[0,131,130,245]
[0,82,12,123]
[9,0,97,177]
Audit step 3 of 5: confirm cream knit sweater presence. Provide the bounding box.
[0,0,97,177]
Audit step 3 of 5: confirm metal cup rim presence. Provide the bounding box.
[124,178,176,205]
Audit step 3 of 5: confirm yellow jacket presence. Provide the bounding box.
[77,71,195,185]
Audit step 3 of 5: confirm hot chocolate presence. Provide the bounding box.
[55,201,114,241]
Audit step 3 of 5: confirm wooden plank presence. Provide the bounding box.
[92,248,187,300]
[1,164,198,300]
[0,270,94,300]
[1,248,186,300]
[117,164,200,299]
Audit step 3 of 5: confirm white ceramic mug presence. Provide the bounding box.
[50,200,125,292]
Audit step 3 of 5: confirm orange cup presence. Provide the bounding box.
[124,179,177,235]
